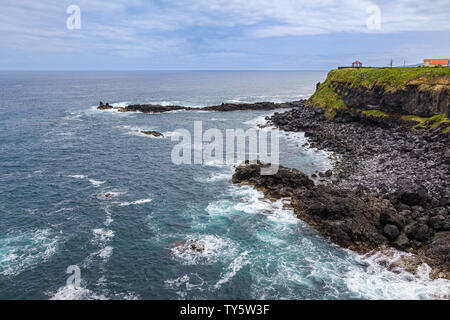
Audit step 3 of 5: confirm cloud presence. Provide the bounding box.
[184,0,450,36]
[0,0,448,69]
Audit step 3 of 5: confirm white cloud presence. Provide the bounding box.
[0,0,448,54]
[185,0,450,36]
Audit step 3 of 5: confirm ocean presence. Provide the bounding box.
[0,71,448,299]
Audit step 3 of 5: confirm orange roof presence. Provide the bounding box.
[424,59,449,64]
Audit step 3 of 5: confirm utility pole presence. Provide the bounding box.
[389,59,393,68]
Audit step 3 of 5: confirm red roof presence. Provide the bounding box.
[424,59,449,64]
[353,61,361,64]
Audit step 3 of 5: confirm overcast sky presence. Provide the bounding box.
[1,0,449,70]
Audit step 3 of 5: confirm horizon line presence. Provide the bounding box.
[0,69,330,72]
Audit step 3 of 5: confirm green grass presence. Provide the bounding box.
[327,67,449,92]
[361,110,388,117]
[308,67,449,119]
[308,78,348,119]
[402,113,449,131]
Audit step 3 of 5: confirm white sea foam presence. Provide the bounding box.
[215,251,250,289]
[61,114,83,121]
[0,229,59,276]
[103,207,113,227]
[170,235,236,265]
[231,186,273,215]
[205,200,235,217]
[68,175,106,187]
[119,198,153,206]
[344,249,450,300]
[117,125,166,139]
[50,284,108,300]
[206,185,275,217]
[100,190,125,200]
[165,274,205,298]
[54,207,74,214]
[89,179,106,187]
[194,171,232,183]
[227,94,305,104]
[243,113,274,127]
[89,101,129,110]
[92,229,114,243]
[68,174,88,179]
[146,101,206,109]
[96,246,114,260]
[160,130,183,138]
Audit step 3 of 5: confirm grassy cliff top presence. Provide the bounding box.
[308,67,449,119]
[326,67,449,91]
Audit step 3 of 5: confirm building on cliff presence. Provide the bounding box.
[352,61,362,68]
[423,59,449,67]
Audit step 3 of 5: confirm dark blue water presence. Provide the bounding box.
[0,71,447,300]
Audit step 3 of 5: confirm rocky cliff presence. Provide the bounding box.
[309,68,449,118]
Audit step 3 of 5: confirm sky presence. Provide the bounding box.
[0,0,449,70]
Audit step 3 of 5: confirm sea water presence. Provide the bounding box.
[0,71,448,299]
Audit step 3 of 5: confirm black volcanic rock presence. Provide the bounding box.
[238,103,450,277]
[140,130,164,137]
[97,101,114,110]
[97,100,307,113]
[233,162,388,250]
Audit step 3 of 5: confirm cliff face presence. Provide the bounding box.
[309,68,450,118]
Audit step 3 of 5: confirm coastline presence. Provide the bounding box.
[95,72,449,280]
[233,102,449,279]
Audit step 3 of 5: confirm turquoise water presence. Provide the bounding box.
[0,71,448,299]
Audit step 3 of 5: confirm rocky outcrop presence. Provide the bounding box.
[97,101,113,110]
[97,100,305,113]
[140,130,164,137]
[118,104,190,113]
[233,162,389,250]
[233,161,450,278]
[309,68,450,118]
[261,101,450,278]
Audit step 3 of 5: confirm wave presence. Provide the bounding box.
[164,274,205,299]
[118,198,153,207]
[50,284,108,300]
[68,175,106,187]
[243,113,275,127]
[91,228,114,243]
[204,182,450,299]
[226,94,306,104]
[345,248,450,300]
[68,174,88,179]
[0,229,60,277]
[205,185,272,217]
[95,246,114,260]
[89,179,106,187]
[99,190,126,200]
[116,125,167,139]
[170,235,236,265]
[60,113,83,122]
[215,251,250,289]
[194,171,233,183]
